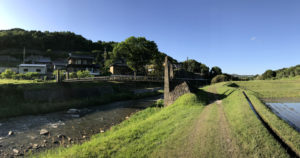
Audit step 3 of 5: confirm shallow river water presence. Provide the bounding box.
[0,95,162,157]
[265,99,300,132]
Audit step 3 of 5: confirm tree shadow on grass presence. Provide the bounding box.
[194,88,235,106]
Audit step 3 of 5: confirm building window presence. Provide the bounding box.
[83,60,87,65]
[76,59,82,65]
[36,69,41,72]
[24,69,28,72]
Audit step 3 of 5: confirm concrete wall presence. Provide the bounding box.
[23,85,114,102]
[168,81,192,105]
[164,56,195,106]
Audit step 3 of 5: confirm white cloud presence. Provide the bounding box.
[250,37,256,41]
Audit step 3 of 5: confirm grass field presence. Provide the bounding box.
[34,83,296,158]
[0,79,48,84]
[234,79,300,98]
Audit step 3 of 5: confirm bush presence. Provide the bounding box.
[77,70,92,78]
[53,70,66,80]
[1,69,16,79]
[211,74,228,84]
[69,72,77,79]
[24,72,41,80]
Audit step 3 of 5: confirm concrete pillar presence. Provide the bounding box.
[164,56,170,107]
[66,71,69,80]
[56,70,61,83]
[170,63,174,79]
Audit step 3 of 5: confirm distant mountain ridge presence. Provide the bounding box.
[0,28,117,52]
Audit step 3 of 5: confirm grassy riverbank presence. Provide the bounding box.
[232,80,300,156]
[0,80,162,119]
[35,83,294,158]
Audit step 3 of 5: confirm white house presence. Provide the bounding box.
[19,64,47,74]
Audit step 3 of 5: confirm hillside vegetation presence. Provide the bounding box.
[260,65,300,80]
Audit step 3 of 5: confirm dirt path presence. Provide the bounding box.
[156,86,241,158]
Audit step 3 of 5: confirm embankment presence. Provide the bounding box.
[0,81,162,119]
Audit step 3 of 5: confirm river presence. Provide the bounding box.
[0,94,162,157]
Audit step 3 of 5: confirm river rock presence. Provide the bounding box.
[32,144,39,149]
[71,114,80,118]
[40,129,49,135]
[57,134,66,139]
[13,149,19,154]
[67,109,80,114]
[8,131,14,136]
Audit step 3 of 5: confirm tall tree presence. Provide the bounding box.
[210,66,222,78]
[112,36,159,78]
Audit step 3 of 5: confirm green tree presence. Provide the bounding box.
[200,64,209,78]
[211,74,228,84]
[112,36,159,78]
[210,66,222,78]
[261,69,276,80]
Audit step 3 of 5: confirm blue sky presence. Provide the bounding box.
[0,0,300,75]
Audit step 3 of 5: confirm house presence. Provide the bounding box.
[109,60,133,75]
[25,56,52,71]
[66,54,100,75]
[19,64,47,74]
[52,59,68,70]
[0,55,21,73]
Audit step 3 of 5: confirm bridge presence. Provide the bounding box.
[63,75,207,83]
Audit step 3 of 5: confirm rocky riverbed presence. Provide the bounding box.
[0,95,162,157]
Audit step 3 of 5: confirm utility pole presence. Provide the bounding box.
[186,56,189,71]
[104,47,107,62]
[23,47,26,64]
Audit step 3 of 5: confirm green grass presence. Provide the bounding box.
[33,93,205,158]
[216,84,289,157]
[247,91,300,156]
[0,79,46,84]
[229,80,300,156]
[34,83,295,158]
[234,79,300,98]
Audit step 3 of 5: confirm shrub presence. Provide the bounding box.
[211,74,228,84]
[1,69,16,79]
[24,72,41,80]
[53,70,66,80]
[69,72,77,78]
[77,70,92,78]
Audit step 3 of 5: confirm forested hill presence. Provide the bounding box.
[260,65,300,79]
[0,28,117,52]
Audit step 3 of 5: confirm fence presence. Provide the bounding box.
[64,75,164,82]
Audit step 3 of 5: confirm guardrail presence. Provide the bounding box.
[64,75,208,83]
[64,75,164,82]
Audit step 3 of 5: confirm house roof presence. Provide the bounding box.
[110,63,128,67]
[19,64,47,67]
[68,54,94,60]
[25,56,51,63]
